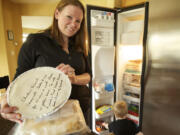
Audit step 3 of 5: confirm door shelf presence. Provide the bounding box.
[123,95,140,104]
[95,110,113,119]
[95,90,114,99]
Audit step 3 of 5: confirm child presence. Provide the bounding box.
[102,101,143,135]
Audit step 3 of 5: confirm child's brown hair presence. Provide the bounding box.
[113,101,128,118]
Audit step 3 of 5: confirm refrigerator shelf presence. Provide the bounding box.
[123,95,140,104]
[123,84,140,94]
[95,110,113,119]
[124,71,141,75]
[95,90,114,99]
[124,70,141,75]
[123,82,140,90]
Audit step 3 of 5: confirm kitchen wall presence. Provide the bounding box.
[120,0,146,7]
[0,0,22,80]
[0,0,9,77]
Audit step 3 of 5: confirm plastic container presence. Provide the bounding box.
[104,83,114,92]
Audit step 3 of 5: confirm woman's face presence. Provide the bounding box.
[55,5,83,38]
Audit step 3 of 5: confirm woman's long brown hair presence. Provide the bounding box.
[46,0,88,56]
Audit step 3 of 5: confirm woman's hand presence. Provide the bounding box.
[56,63,91,85]
[67,71,77,84]
[56,63,75,74]
[56,63,77,84]
[0,95,23,124]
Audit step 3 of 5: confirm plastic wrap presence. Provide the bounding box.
[13,100,90,135]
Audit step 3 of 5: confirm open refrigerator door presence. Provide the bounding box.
[116,7,146,126]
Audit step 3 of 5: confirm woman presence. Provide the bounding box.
[0,0,91,125]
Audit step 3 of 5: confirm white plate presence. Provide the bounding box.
[7,67,71,119]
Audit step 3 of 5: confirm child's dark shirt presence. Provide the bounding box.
[108,119,139,135]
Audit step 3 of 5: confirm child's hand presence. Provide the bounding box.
[102,122,108,129]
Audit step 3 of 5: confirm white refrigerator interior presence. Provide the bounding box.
[89,6,146,134]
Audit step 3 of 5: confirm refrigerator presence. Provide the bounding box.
[87,3,149,134]
[142,0,180,135]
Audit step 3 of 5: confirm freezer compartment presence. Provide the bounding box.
[91,45,115,134]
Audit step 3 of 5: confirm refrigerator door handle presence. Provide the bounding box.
[144,45,151,88]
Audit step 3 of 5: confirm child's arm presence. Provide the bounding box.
[136,131,144,135]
